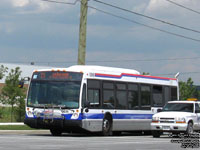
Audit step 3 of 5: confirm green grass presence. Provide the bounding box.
[0,106,23,122]
[0,125,35,130]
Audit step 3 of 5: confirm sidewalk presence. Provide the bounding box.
[0,130,50,135]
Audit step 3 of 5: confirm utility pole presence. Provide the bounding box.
[77,0,88,65]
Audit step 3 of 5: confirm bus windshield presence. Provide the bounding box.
[27,71,82,108]
[162,103,194,113]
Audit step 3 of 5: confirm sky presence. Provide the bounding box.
[0,0,200,84]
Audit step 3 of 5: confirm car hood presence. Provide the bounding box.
[153,111,193,118]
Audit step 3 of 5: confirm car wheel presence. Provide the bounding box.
[186,122,193,135]
[152,130,161,138]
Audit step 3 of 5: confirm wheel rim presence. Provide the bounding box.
[103,119,110,133]
[188,123,193,134]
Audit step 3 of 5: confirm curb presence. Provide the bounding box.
[0,123,24,125]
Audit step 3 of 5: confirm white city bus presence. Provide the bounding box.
[24,65,179,136]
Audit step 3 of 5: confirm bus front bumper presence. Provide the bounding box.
[24,117,82,131]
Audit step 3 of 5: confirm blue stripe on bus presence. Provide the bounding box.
[82,113,153,120]
[26,113,153,120]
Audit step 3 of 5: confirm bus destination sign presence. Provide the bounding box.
[32,71,82,81]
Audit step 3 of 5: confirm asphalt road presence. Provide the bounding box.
[0,131,198,150]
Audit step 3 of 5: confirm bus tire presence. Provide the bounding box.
[102,115,112,136]
[113,131,121,136]
[152,130,161,138]
[50,128,62,136]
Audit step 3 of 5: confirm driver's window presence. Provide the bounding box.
[82,84,86,107]
[195,103,200,113]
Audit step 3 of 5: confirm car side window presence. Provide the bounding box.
[195,103,200,113]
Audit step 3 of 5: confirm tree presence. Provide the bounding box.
[0,65,8,80]
[179,77,196,100]
[0,67,25,122]
[142,72,150,75]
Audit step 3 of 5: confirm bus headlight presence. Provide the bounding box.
[175,117,186,123]
[152,116,159,123]
[71,113,79,119]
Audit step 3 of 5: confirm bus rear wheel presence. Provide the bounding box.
[50,128,62,136]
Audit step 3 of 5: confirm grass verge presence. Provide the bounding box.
[0,125,36,130]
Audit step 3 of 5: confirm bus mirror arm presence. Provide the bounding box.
[83,101,90,113]
[18,77,30,88]
[84,101,90,108]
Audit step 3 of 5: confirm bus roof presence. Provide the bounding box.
[68,65,140,75]
[33,65,177,83]
[34,65,140,75]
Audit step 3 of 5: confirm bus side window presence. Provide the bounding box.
[87,80,101,108]
[116,83,127,109]
[152,85,163,107]
[141,84,151,110]
[171,87,177,101]
[164,86,170,104]
[88,89,100,108]
[103,81,115,109]
[128,84,139,110]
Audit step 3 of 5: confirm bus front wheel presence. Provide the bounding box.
[50,128,62,136]
[102,117,112,136]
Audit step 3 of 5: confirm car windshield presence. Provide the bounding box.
[162,103,194,113]
[27,80,81,109]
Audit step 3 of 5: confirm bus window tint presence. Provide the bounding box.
[87,80,100,108]
[88,80,100,89]
[88,89,100,108]
[116,83,126,90]
[82,84,86,107]
[128,84,139,110]
[164,86,170,103]
[152,85,163,106]
[103,82,114,89]
[116,83,127,109]
[171,87,177,100]
[103,82,115,109]
[141,85,151,110]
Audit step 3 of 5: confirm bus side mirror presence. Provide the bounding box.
[18,77,30,88]
[18,80,24,88]
[157,109,162,113]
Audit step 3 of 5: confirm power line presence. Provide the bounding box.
[165,0,200,15]
[41,0,79,5]
[39,0,200,42]
[87,5,200,43]
[154,71,200,76]
[92,0,200,34]
[2,56,200,65]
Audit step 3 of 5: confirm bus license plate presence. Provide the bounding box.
[163,126,170,130]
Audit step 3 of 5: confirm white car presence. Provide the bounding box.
[151,100,200,138]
